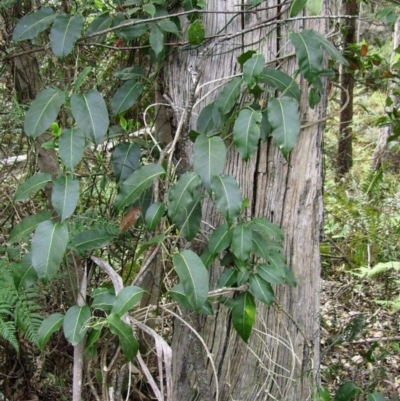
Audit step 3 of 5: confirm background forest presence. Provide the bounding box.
[1,0,400,400]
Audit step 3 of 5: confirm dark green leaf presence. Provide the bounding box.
[249,274,274,305]
[143,3,156,16]
[188,19,205,45]
[333,383,361,401]
[50,14,84,59]
[72,229,116,252]
[248,218,284,241]
[116,19,148,40]
[231,224,252,262]
[136,234,165,258]
[260,111,271,141]
[197,102,216,134]
[158,19,179,36]
[216,268,237,289]
[9,211,51,243]
[14,173,52,202]
[111,142,141,184]
[366,392,387,401]
[243,53,265,87]
[257,260,286,285]
[13,7,56,41]
[259,69,301,101]
[307,0,323,16]
[71,90,109,145]
[267,97,300,158]
[111,80,143,115]
[51,175,79,221]
[173,250,209,312]
[310,29,349,66]
[231,291,256,342]
[208,223,232,254]
[145,202,165,231]
[63,305,91,346]
[87,12,112,35]
[91,293,116,312]
[38,313,64,349]
[233,107,262,161]
[13,253,38,290]
[59,128,85,171]
[111,286,145,317]
[200,248,217,267]
[174,193,202,240]
[24,88,65,138]
[215,77,242,115]
[193,135,226,191]
[237,50,256,67]
[149,25,164,57]
[252,231,270,260]
[289,0,307,17]
[170,283,215,315]
[211,175,242,224]
[107,313,139,362]
[316,386,331,401]
[115,164,165,211]
[32,221,69,282]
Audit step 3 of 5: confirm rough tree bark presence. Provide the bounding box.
[162,1,327,400]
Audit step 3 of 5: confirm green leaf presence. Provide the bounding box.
[197,102,216,134]
[24,88,65,138]
[149,25,164,57]
[211,175,242,224]
[249,274,274,305]
[259,69,300,101]
[87,12,112,35]
[143,3,156,16]
[307,0,323,15]
[9,211,51,243]
[233,108,262,161]
[310,29,349,66]
[32,221,69,282]
[38,313,64,349]
[173,250,209,312]
[111,142,141,184]
[316,386,331,401]
[145,202,166,231]
[193,135,226,191]
[174,193,202,240]
[113,66,144,81]
[188,19,205,45]
[366,392,387,401]
[215,77,242,115]
[251,231,270,260]
[63,305,91,346]
[158,19,179,36]
[169,282,193,310]
[216,268,237,289]
[115,164,165,211]
[72,229,116,252]
[257,260,286,285]
[91,293,116,312]
[107,313,139,362]
[333,383,361,401]
[116,19,148,40]
[231,291,256,342]
[200,248,217,267]
[59,127,85,171]
[243,53,265,88]
[168,172,202,219]
[71,90,109,145]
[237,50,256,68]
[111,286,145,317]
[267,97,300,158]
[12,7,56,41]
[13,253,38,290]
[289,0,307,17]
[111,80,143,115]
[136,234,165,258]
[231,224,252,262]
[248,217,284,241]
[208,223,232,254]
[14,173,52,202]
[50,14,84,59]
[51,175,79,221]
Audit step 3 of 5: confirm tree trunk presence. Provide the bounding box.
[337,0,359,178]
[163,2,326,400]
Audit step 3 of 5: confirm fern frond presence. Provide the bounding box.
[0,317,18,352]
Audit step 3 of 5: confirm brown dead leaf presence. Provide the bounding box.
[119,207,141,232]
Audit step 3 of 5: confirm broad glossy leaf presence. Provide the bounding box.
[252,231,270,260]
[316,386,331,401]
[32,221,69,282]
[307,0,323,15]
[38,313,64,349]
[13,253,38,290]
[63,305,91,346]
[215,77,242,115]
[168,172,202,218]
[289,0,307,17]
[249,274,274,305]
[231,291,256,342]
[231,224,252,262]
[216,268,237,289]
[13,7,56,41]
[85,329,102,355]
[145,202,165,231]
[237,50,256,67]
[51,175,79,221]
[111,80,143,115]
[116,19,148,40]
[111,286,145,317]
[211,175,242,224]
[366,392,387,401]
[158,19,179,36]
[257,261,286,285]
[188,19,205,45]
[233,108,262,161]
[71,90,109,145]
[59,128,85,171]
[136,234,165,258]
[197,102,215,134]
[111,142,141,184]
[260,111,271,141]
[169,283,213,315]
[174,193,202,240]
[267,97,300,158]
[91,293,116,312]
[248,218,284,241]
[24,88,65,138]
[87,12,112,35]
[243,53,265,87]
[208,223,232,254]
[259,69,300,101]
[143,3,156,16]
[50,14,84,59]
[107,313,139,362]
[9,211,51,243]
[72,229,116,252]
[194,135,226,191]
[333,383,360,401]
[115,164,165,211]
[173,250,209,312]
[14,173,52,201]
[310,29,349,66]
[149,25,164,57]
[200,248,217,267]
